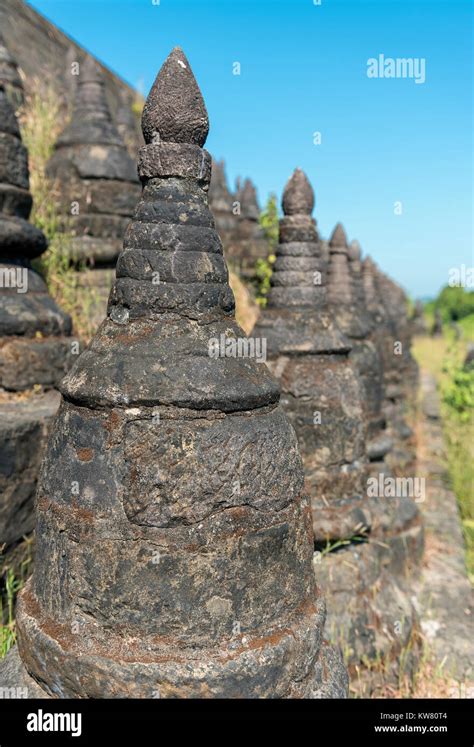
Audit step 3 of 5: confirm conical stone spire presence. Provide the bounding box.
[0,85,73,548]
[46,55,140,268]
[0,32,24,108]
[238,177,260,221]
[227,176,268,275]
[208,158,237,235]
[9,49,347,698]
[327,223,353,305]
[253,173,420,688]
[328,234,384,440]
[347,239,365,307]
[209,159,232,211]
[372,265,420,473]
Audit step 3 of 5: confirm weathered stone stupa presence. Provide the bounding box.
[253,176,367,520]
[0,84,72,549]
[46,55,140,325]
[252,171,418,684]
[0,31,24,109]
[3,50,348,698]
[363,258,418,474]
[328,232,424,581]
[208,158,236,238]
[347,239,366,307]
[376,266,419,401]
[227,176,269,276]
[411,299,428,336]
[327,226,389,463]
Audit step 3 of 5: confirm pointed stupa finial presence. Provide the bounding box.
[329,222,348,250]
[348,239,361,261]
[54,53,124,148]
[239,178,260,220]
[141,47,209,146]
[282,168,314,216]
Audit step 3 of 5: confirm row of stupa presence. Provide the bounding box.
[0,45,422,697]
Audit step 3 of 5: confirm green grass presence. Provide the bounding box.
[413,325,474,581]
[0,540,33,658]
[19,82,102,343]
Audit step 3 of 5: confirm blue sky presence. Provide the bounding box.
[29,0,472,298]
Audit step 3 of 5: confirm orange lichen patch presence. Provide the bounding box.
[114,323,153,345]
[0,388,39,404]
[102,410,121,447]
[103,409,121,433]
[76,447,93,462]
[36,495,51,512]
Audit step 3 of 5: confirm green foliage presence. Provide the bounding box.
[259,193,279,250]
[20,84,100,343]
[413,333,474,581]
[435,285,474,322]
[20,83,66,241]
[441,359,474,420]
[439,343,474,581]
[254,254,276,308]
[0,541,33,659]
[253,194,280,307]
[458,314,474,340]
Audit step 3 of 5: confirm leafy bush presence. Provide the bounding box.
[259,193,279,250]
[435,285,474,322]
[254,254,276,308]
[442,362,474,420]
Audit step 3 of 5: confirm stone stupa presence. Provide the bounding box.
[46,55,140,327]
[327,226,390,466]
[328,230,424,580]
[347,239,366,307]
[363,257,418,475]
[208,158,237,239]
[227,176,269,276]
[1,49,348,699]
[375,266,419,402]
[0,31,24,109]
[252,170,420,689]
[0,84,72,550]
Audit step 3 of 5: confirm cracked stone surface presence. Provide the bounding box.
[2,48,348,699]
